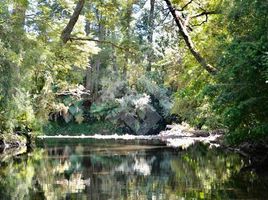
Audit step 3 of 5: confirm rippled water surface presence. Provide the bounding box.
[0,139,267,200]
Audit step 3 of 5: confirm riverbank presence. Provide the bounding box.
[38,123,224,149]
[2,122,267,173]
[227,138,268,173]
[37,122,268,172]
[0,134,27,149]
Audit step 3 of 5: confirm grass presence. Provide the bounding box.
[42,121,117,136]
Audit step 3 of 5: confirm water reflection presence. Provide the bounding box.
[0,140,267,200]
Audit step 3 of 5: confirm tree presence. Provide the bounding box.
[146,0,155,72]
[0,0,98,135]
[208,0,268,143]
[61,0,85,44]
[163,0,218,75]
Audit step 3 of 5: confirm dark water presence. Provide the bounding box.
[0,139,268,200]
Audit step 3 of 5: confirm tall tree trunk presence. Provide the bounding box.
[122,57,128,80]
[110,31,119,78]
[90,9,103,100]
[85,19,92,92]
[11,1,27,87]
[112,47,119,77]
[93,59,101,100]
[85,65,92,91]
[146,0,155,72]
[164,0,218,75]
[121,3,133,80]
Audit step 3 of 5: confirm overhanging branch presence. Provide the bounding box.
[191,10,220,18]
[163,0,218,75]
[181,0,194,11]
[175,0,194,11]
[61,0,85,44]
[69,37,135,53]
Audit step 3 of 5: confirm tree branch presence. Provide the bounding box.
[191,15,208,26]
[190,10,220,26]
[176,0,194,11]
[163,0,218,75]
[61,0,85,44]
[191,10,220,18]
[155,8,170,28]
[69,37,135,53]
[181,0,194,10]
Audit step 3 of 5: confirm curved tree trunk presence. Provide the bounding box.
[61,0,85,43]
[164,0,218,75]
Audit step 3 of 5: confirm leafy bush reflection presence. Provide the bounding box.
[0,143,267,199]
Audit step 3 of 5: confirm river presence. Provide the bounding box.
[0,138,267,199]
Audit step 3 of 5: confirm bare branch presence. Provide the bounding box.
[176,0,194,11]
[191,10,220,18]
[181,0,194,10]
[190,10,220,26]
[191,15,208,26]
[155,10,170,27]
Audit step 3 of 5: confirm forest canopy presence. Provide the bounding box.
[0,0,267,144]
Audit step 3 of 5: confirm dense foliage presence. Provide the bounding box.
[208,0,268,143]
[0,0,267,144]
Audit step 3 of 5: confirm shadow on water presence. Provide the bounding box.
[0,139,268,200]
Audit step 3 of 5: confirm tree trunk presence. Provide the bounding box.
[122,57,128,80]
[85,18,92,92]
[146,0,155,72]
[112,47,119,77]
[164,0,218,75]
[121,3,133,79]
[95,59,101,99]
[90,9,104,100]
[11,1,27,86]
[61,0,85,43]
[85,65,92,91]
